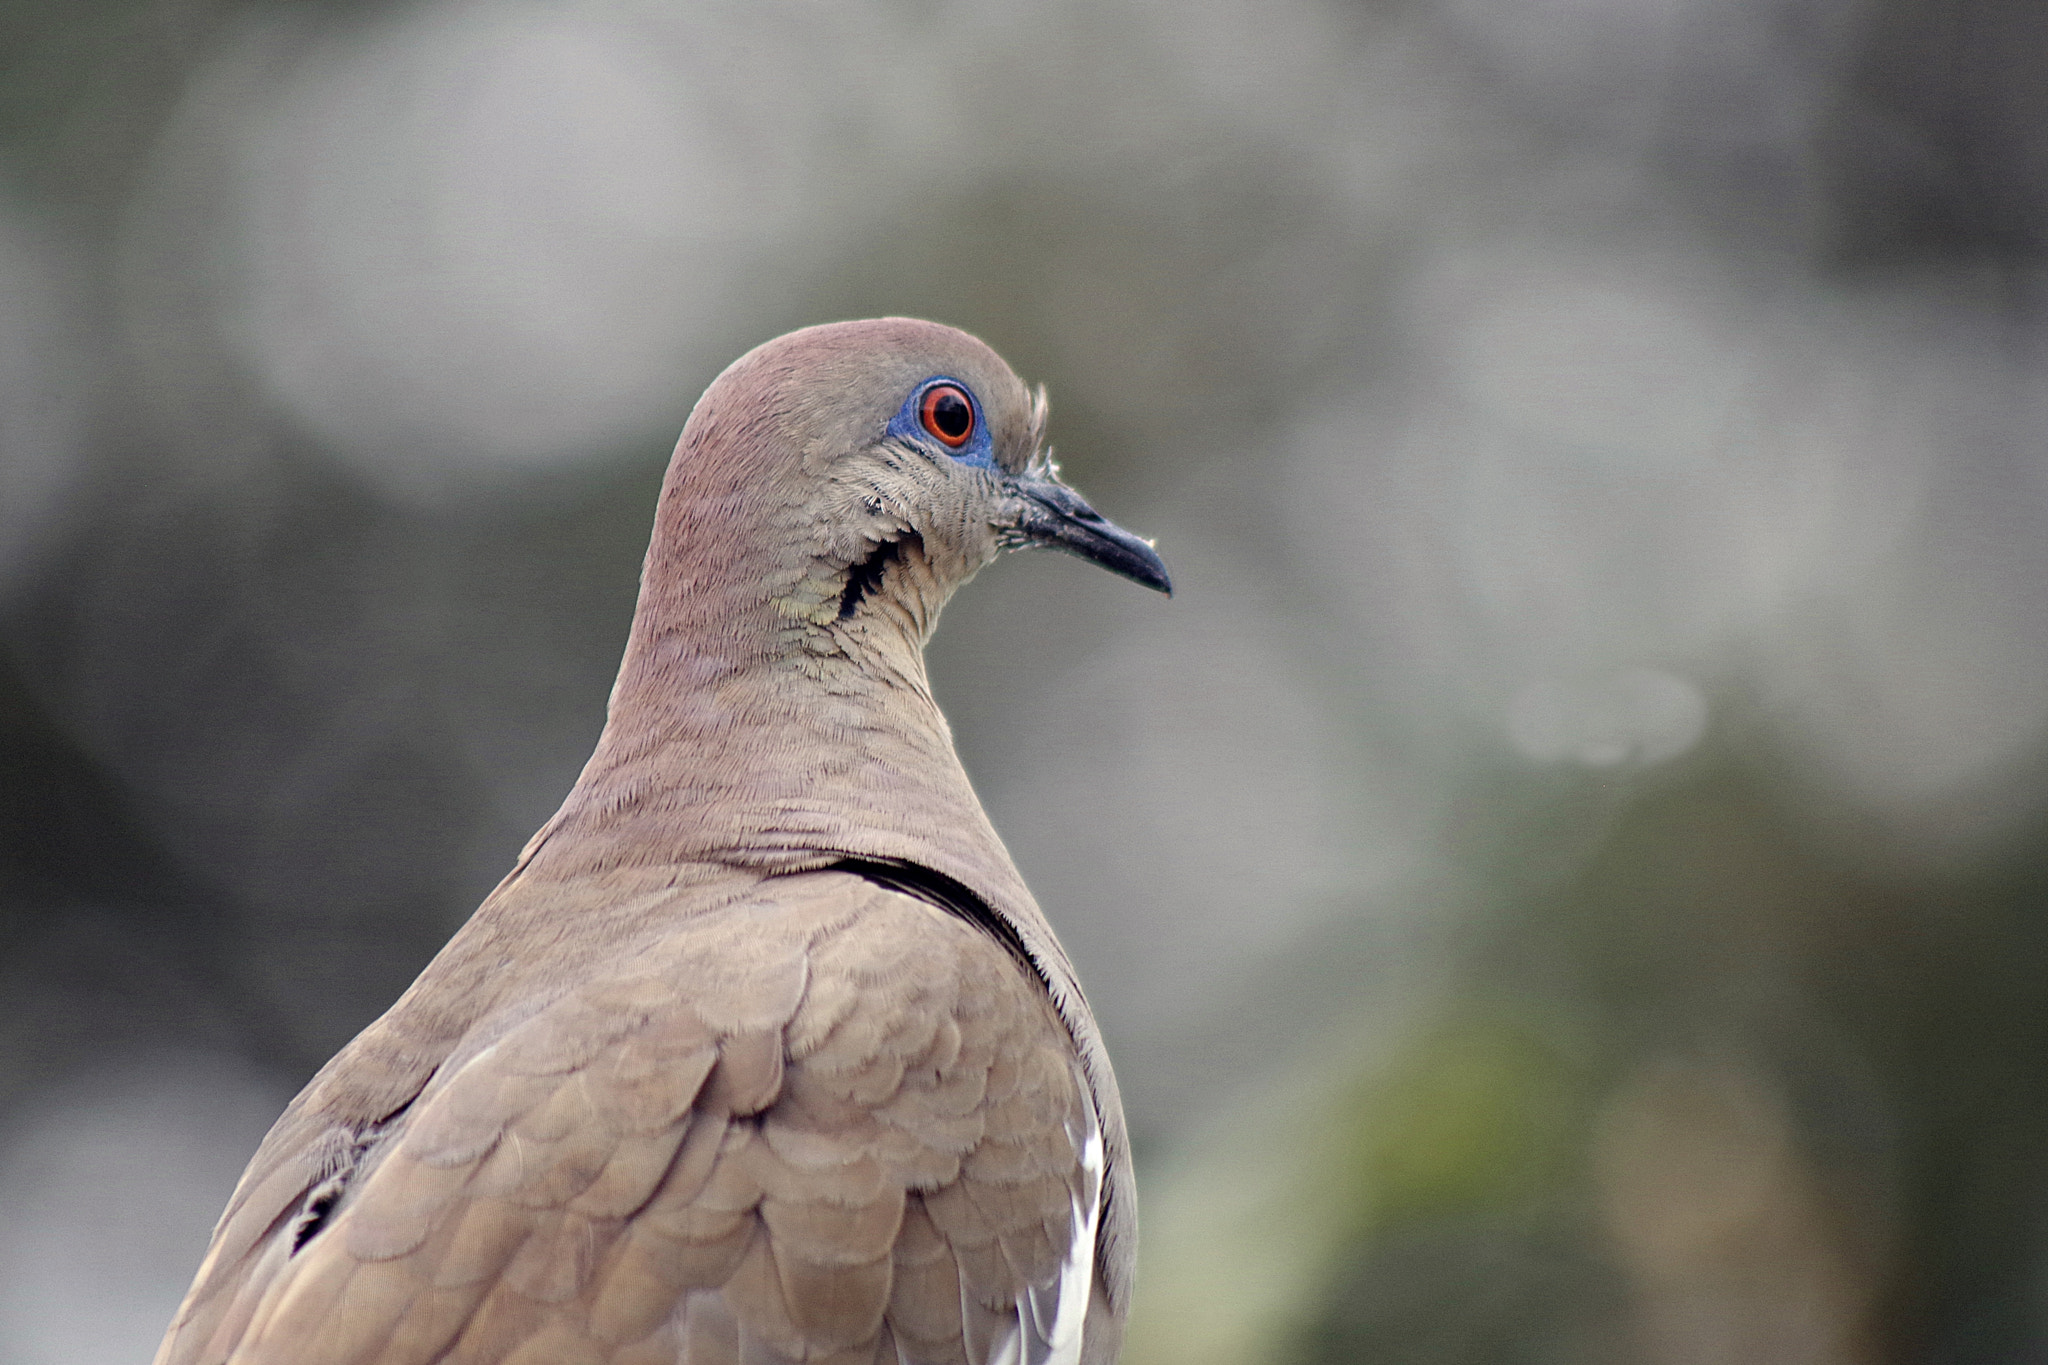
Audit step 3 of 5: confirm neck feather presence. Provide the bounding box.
[520,504,1031,914]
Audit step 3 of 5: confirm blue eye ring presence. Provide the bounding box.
[888,376,997,470]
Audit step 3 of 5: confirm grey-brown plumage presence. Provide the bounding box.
[154,318,1169,1365]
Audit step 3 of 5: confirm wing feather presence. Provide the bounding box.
[157,872,1111,1365]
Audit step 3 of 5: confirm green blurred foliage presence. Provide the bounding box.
[1344,1015,1590,1229]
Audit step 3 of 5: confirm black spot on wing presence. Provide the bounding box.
[291,1179,343,1252]
[287,1097,416,1255]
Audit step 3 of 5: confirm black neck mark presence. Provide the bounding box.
[838,535,911,619]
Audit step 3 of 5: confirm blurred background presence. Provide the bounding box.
[4,0,2048,1361]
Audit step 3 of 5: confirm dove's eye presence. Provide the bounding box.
[918,384,975,448]
[890,375,992,469]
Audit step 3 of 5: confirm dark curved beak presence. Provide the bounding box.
[1010,476,1172,595]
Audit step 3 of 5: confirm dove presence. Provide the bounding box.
[154,317,1170,1365]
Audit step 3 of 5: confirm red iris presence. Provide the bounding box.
[919,384,975,448]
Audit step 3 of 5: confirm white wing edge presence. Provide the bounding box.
[1000,1087,1105,1365]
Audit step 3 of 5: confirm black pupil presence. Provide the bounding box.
[929,390,972,441]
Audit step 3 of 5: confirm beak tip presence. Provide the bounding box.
[1104,543,1173,597]
[1011,477,1174,598]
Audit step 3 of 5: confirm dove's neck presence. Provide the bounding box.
[518,532,1034,917]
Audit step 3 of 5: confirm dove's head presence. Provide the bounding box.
[632,318,1169,676]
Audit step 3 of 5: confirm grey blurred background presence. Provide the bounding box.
[4,0,2048,1361]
